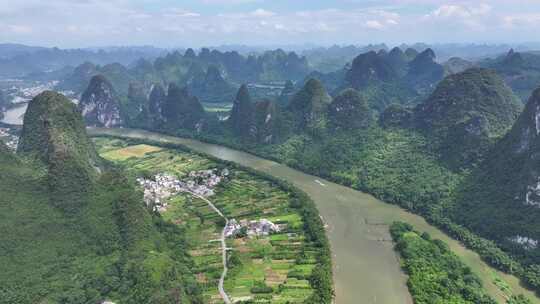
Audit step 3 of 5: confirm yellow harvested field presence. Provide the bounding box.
[101,144,162,160]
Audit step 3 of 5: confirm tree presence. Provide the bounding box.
[328,89,371,130]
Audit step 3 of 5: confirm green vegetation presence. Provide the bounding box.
[412,68,522,168]
[451,87,540,293]
[17,91,101,212]
[229,84,254,139]
[390,222,497,304]
[79,75,123,128]
[60,48,310,105]
[287,79,331,136]
[136,71,540,300]
[60,46,540,301]
[162,83,205,130]
[391,222,535,304]
[94,137,333,303]
[327,89,372,130]
[406,48,445,94]
[1,92,202,303]
[481,50,540,101]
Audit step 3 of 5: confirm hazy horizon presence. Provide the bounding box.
[1,0,540,48]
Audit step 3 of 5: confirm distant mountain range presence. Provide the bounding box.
[0,44,167,78]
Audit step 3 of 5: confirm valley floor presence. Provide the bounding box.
[94,138,323,303]
[90,128,540,304]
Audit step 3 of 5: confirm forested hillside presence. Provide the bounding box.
[98,62,540,297]
[0,91,201,303]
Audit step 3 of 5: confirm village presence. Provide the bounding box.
[136,168,229,212]
[137,168,282,238]
[224,218,281,238]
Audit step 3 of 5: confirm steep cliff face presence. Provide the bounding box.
[229,84,255,139]
[18,91,100,211]
[494,88,540,207]
[125,82,148,125]
[288,78,331,135]
[148,83,167,124]
[385,47,409,76]
[162,83,205,130]
[188,65,236,103]
[454,88,540,253]
[345,51,397,88]
[406,48,445,93]
[79,75,123,128]
[253,99,282,144]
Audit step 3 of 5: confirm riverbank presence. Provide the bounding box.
[89,128,540,304]
[94,136,330,303]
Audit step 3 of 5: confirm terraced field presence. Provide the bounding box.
[94,138,321,303]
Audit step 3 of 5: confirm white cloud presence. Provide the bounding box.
[365,20,384,29]
[250,8,275,17]
[423,3,493,31]
[6,24,32,34]
[503,13,540,28]
[0,0,539,47]
[163,9,201,18]
[428,4,491,19]
[274,23,286,30]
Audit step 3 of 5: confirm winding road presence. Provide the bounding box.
[188,191,231,304]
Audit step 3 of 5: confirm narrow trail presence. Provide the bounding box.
[188,191,231,304]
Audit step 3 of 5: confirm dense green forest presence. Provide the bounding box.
[390,222,497,304]
[0,92,202,303]
[390,222,532,304]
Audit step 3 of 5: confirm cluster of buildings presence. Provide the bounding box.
[137,169,229,212]
[0,127,18,151]
[224,218,281,238]
[2,80,78,106]
[5,81,60,104]
[188,168,229,191]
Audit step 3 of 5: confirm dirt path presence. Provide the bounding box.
[188,191,231,304]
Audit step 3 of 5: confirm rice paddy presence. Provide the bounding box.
[94,138,319,303]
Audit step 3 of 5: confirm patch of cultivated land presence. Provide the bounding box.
[94,138,318,303]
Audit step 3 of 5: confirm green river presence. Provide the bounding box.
[90,128,540,304]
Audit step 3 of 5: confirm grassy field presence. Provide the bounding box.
[94,138,318,303]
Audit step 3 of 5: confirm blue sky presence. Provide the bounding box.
[1,0,540,48]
